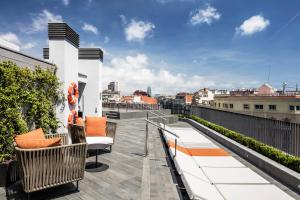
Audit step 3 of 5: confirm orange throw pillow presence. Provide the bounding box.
[15,128,45,140]
[75,117,84,126]
[15,128,61,149]
[15,138,61,149]
[85,116,107,136]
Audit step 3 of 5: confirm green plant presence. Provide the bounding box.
[179,114,300,173]
[0,61,64,162]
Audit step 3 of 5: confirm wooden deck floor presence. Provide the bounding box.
[0,118,180,200]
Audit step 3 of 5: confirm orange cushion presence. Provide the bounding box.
[15,128,45,140]
[75,117,84,126]
[15,138,61,149]
[85,116,106,136]
[15,128,61,149]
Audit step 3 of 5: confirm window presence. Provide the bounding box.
[243,104,250,110]
[218,103,221,107]
[269,105,277,110]
[255,104,263,110]
[229,104,234,109]
[296,106,300,111]
[223,103,228,108]
[289,105,295,111]
[214,103,217,107]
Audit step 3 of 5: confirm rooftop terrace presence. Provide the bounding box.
[1,117,299,200]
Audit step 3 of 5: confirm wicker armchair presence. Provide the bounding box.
[15,133,87,195]
[105,121,117,151]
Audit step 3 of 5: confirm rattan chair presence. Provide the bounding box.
[15,133,87,197]
[105,121,117,151]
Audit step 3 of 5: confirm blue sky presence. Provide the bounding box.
[0,0,299,94]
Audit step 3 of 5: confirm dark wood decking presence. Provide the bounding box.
[0,118,180,200]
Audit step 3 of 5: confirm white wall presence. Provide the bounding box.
[48,40,78,133]
[78,59,102,117]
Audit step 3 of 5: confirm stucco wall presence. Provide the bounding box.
[78,59,102,117]
[48,40,79,132]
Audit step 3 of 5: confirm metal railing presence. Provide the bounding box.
[144,111,179,157]
[147,110,168,129]
[188,105,300,157]
[103,102,160,111]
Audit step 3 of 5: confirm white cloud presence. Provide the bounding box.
[0,32,36,51]
[124,19,155,42]
[190,4,221,25]
[104,36,110,43]
[26,10,63,33]
[22,42,37,50]
[102,53,215,95]
[62,0,69,6]
[0,32,21,51]
[82,23,98,35]
[0,32,21,45]
[236,15,270,36]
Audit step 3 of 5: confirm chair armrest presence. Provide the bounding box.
[106,121,117,143]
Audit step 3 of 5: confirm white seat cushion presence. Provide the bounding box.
[86,136,113,150]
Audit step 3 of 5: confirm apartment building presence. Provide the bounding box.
[108,81,120,92]
[175,92,193,104]
[193,88,215,105]
[213,95,300,123]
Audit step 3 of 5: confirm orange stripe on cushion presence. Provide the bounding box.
[167,140,229,156]
[188,148,229,156]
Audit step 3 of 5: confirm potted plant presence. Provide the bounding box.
[0,134,18,187]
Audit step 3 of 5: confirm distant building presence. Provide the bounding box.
[213,95,300,123]
[121,90,157,104]
[257,83,276,95]
[102,90,120,103]
[230,89,256,96]
[133,90,148,96]
[211,89,229,95]
[108,81,119,92]
[193,88,214,105]
[175,92,193,104]
[121,96,133,103]
[147,86,152,97]
[102,81,121,103]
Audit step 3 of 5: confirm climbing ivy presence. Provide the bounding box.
[0,61,64,162]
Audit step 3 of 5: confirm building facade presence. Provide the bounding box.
[175,93,193,104]
[43,23,103,132]
[108,81,119,92]
[213,95,300,123]
[193,88,214,105]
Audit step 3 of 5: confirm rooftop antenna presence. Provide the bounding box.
[282,82,287,94]
[267,65,271,83]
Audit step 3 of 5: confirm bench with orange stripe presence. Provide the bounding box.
[167,140,229,156]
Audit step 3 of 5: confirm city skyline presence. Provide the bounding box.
[0,0,299,94]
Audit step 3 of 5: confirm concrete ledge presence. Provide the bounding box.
[181,118,300,194]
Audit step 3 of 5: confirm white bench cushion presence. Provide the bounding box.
[86,136,113,150]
